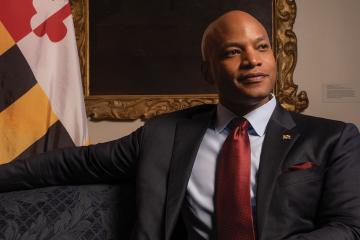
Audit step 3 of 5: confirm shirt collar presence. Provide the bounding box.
[215,94,277,136]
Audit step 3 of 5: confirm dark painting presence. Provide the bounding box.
[89,0,273,95]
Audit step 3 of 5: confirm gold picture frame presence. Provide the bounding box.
[71,0,308,120]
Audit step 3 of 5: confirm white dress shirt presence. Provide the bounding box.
[182,96,277,239]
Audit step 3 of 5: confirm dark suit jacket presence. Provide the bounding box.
[1,104,360,240]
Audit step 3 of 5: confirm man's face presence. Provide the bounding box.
[203,11,276,109]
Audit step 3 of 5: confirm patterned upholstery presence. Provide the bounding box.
[0,184,136,240]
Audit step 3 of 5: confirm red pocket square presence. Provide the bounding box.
[287,162,317,172]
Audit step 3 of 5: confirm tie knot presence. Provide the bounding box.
[229,118,249,132]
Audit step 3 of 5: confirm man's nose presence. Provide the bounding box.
[241,49,261,68]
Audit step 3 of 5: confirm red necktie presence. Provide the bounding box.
[215,118,255,240]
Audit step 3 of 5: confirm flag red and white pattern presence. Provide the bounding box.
[0,0,88,164]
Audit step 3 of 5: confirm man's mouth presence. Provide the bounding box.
[239,73,269,83]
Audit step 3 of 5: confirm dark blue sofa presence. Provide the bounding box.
[0,183,135,240]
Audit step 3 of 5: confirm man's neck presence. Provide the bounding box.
[220,95,272,116]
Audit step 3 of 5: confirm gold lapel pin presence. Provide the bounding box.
[282,134,292,140]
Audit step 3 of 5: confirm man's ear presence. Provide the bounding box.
[201,61,214,85]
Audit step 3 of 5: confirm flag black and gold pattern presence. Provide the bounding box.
[0,0,88,164]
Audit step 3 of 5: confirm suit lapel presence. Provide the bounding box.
[165,108,215,240]
[256,106,299,239]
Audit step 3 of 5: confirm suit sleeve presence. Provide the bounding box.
[0,127,143,192]
[287,123,360,240]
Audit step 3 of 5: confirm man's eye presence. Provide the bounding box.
[224,49,241,57]
[258,44,269,51]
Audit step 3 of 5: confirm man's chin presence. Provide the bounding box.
[220,93,272,109]
[239,92,272,105]
[246,98,271,108]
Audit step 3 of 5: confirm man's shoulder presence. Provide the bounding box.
[290,111,344,125]
[286,108,354,134]
[146,104,216,124]
[138,104,215,141]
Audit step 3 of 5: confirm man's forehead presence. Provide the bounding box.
[211,11,266,33]
[206,11,269,43]
[201,10,272,60]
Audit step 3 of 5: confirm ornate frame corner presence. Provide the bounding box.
[70,0,89,97]
[273,0,309,112]
[71,0,308,120]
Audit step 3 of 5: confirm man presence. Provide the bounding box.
[1,10,360,240]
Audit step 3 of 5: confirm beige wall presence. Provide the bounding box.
[89,120,143,144]
[89,0,360,143]
[294,0,360,128]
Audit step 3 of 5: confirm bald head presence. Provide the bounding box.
[201,11,270,61]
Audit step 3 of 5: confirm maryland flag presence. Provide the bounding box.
[0,0,89,164]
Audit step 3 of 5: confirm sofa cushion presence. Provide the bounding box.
[0,183,135,240]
